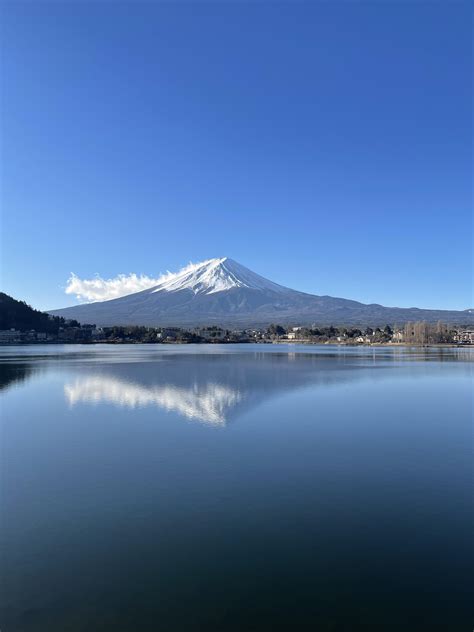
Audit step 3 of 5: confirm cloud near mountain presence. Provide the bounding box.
[65,272,163,302]
[64,259,238,302]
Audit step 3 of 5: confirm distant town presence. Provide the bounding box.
[1,322,473,347]
[1,292,473,346]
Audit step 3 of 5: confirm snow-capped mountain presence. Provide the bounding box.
[149,257,287,295]
[49,257,473,327]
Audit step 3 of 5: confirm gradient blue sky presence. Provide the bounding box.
[1,1,472,311]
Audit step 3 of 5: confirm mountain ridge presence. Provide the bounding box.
[49,258,473,327]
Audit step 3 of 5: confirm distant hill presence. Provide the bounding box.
[49,258,474,328]
[0,292,80,333]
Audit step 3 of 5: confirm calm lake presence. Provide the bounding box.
[0,344,472,631]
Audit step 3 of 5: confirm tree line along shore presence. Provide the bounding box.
[1,292,472,346]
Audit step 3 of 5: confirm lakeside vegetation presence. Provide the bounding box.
[0,292,81,333]
[0,293,472,345]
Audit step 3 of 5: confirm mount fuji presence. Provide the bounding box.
[49,257,473,327]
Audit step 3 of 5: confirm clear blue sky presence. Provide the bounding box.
[1,1,472,311]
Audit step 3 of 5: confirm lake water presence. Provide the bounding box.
[0,344,472,631]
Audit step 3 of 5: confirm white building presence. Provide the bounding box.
[454,330,474,344]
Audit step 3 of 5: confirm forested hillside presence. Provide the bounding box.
[0,292,79,332]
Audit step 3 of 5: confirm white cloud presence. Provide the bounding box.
[65,272,163,302]
[64,259,221,302]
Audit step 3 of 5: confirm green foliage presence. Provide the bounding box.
[268,324,286,336]
[0,292,77,333]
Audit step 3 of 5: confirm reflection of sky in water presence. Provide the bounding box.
[0,345,472,632]
[65,376,241,425]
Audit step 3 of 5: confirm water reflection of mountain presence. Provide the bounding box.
[3,347,468,423]
[63,353,369,425]
[65,376,243,425]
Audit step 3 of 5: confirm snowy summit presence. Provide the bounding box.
[150,257,287,296]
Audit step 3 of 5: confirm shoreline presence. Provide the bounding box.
[0,341,471,349]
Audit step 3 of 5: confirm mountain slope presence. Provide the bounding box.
[49,258,473,327]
